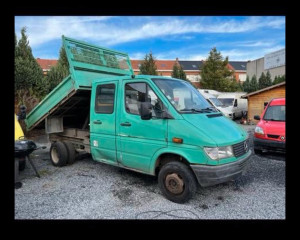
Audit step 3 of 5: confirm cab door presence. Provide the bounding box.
[116,80,168,173]
[90,81,118,165]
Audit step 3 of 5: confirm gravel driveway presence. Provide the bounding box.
[15,124,285,219]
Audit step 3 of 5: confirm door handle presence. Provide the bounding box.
[120,122,131,126]
[93,120,102,124]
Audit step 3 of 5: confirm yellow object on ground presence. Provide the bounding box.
[15,114,24,141]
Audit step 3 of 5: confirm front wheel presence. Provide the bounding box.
[158,161,197,203]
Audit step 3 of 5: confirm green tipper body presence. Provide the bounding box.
[25,36,133,130]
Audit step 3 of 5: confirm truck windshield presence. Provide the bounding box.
[263,105,285,121]
[218,98,234,107]
[152,78,214,113]
[209,98,224,107]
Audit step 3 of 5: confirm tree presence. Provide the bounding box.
[46,46,70,92]
[243,75,251,93]
[15,27,45,97]
[200,47,238,92]
[178,65,187,80]
[171,63,180,78]
[172,63,187,80]
[273,75,285,85]
[258,71,272,89]
[249,75,258,92]
[139,52,158,75]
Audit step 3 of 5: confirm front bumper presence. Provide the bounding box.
[191,150,252,187]
[253,137,285,152]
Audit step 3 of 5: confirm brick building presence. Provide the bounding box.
[36,58,58,75]
[36,57,247,89]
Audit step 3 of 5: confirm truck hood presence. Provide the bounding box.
[218,106,233,112]
[217,107,232,115]
[182,113,247,146]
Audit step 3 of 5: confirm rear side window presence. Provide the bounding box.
[95,84,115,114]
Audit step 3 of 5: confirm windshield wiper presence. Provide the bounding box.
[200,107,218,112]
[180,108,205,113]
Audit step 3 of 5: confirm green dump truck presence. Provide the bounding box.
[26,36,252,203]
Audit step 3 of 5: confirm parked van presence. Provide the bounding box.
[198,89,221,98]
[217,92,248,119]
[25,36,252,203]
[199,91,233,117]
[253,98,285,154]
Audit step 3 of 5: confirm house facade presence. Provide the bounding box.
[36,57,247,89]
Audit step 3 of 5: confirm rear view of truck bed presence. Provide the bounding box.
[25,36,133,131]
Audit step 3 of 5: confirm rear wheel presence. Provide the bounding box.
[158,161,197,203]
[50,141,68,167]
[63,141,76,165]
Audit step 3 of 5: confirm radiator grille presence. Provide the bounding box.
[232,139,249,158]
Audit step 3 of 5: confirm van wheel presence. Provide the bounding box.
[63,141,76,165]
[50,141,68,167]
[158,161,197,203]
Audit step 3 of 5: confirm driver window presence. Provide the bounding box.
[125,82,165,117]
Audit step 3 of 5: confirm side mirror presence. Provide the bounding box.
[140,102,152,120]
[254,115,260,120]
[18,105,27,120]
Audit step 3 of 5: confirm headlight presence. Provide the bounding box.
[255,126,264,135]
[204,146,234,160]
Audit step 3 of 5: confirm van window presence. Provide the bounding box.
[95,84,115,114]
[218,98,234,107]
[153,78,212,113]
[263,105,285,121]
[125,82,164,118]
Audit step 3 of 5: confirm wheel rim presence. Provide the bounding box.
[51,147,59,164]
[165,173,184,195]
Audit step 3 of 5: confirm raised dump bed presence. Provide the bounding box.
[25,36,133,131]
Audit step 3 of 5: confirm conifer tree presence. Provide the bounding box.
[139,52,158,75]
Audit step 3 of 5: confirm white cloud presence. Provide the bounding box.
[15,16,285,47]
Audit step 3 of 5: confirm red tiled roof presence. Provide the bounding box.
[36,58,58,70]
[131,60,176,71]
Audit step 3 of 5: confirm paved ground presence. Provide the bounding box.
[15,124,285,219]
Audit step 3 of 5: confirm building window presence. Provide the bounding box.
[138,64,141,67]
[161,64,166,67]
[192,65,197,68]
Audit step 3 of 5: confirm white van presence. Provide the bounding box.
[198,89,221,98]
[217,92,248,119]
[199,91,233,117]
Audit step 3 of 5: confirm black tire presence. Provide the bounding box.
[19,160,26,171]
[50,141,68,167]
[158,161,197,204]
[63,141,76,165]
[254,148,263,155]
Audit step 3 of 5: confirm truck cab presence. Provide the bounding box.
[25,37,252,203]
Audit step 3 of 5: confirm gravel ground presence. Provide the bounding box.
[15,124,285,219]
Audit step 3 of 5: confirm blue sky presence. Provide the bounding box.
[14,16,285,61]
